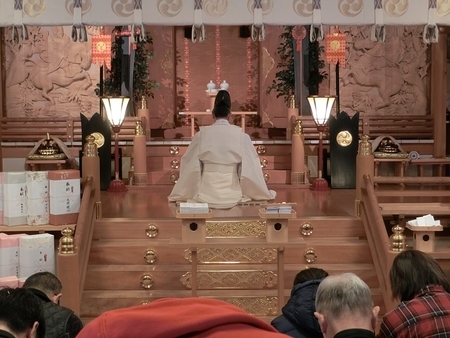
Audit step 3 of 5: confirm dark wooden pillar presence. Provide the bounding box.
[430,28,447,158]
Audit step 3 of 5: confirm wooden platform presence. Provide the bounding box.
[101,184,357,219]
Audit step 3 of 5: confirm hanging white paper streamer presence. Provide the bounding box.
[251,0,265,41]
[131,0,145,44]
[71,0,86,42]
[423,0,439,44]
[371,0,385,42]
[192,0,205,43]
[310,0,323,42]
[12,0,28,43]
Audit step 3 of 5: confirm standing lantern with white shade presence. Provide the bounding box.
[102,97,130,192]
[308,95,335,191]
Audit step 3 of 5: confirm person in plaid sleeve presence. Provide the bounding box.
[378,250,450,338]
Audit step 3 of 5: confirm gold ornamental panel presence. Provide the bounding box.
[183,247,277,263]
[214,296,278,316]
[206,220,266,238]
[180,270,277,290]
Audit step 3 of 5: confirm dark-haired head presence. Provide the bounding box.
[214,90,231,109]
[23,271,63,304]
[0,287,46,338]
[294,267,329,286]
[390,249,450,302]
[212,90,231,119]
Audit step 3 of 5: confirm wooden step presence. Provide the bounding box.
[82,215,379,324]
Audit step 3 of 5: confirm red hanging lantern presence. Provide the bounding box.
[325,28,346,68]
[91,34,111,69]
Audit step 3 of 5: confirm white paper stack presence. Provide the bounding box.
[265,205,292,214]
[408,214,441,227]
[179,202,209,214]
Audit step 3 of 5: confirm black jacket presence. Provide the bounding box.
[0,330,14,338]
[28,288,83,338]
[271,278,324,338]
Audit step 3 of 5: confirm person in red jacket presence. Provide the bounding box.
[77,297,289,338]
[378,250,450,338]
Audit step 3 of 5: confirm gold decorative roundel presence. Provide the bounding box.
[336,131,352,147]
[90,132,105,148]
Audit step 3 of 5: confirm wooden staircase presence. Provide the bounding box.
[80,214,385,323]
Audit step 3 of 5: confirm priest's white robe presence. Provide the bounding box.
[168,120,276,209]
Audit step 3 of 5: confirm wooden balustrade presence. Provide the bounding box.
[57,176,98,314]
[0,115,434,144]
[360,174,397,312]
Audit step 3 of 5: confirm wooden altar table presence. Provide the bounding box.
[179,111,257,137]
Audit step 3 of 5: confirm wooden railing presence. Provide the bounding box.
[359,170,450,313]
[360,174,397,312]
[0,114,434,144]
[360,115,433,139]
[57,176,98,314]
[0,117,138,143]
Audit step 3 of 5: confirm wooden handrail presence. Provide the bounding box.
[57,176,96,314]
[360,174,398,312]
[0,115,435,143]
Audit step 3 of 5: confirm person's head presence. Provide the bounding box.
[390,249,450,302]
[23,272,63,304]
[0,287,45,338]
[293,267,329,286]
[314,273,379,338]
[212,90,231,119]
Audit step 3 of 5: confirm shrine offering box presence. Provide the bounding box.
[0,233,26,278]
[19,234,55,279]
[49,170,80,226]
[0,275,18,288]
[26,171,49,226]
[3,172,27,226]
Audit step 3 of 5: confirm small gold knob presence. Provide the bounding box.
[260,158,268,168]
[170,159,180,169]
[264,172,270,182]
[170,174,178,184]
[145,224,159,238]
[140,274,154,289]
[301,222,313,236]
[303,249,317,263]
[144,249,157,264]
[169,146,179,155]
[257,145,266,155]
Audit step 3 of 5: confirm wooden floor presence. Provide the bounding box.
[101,184,357,219]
